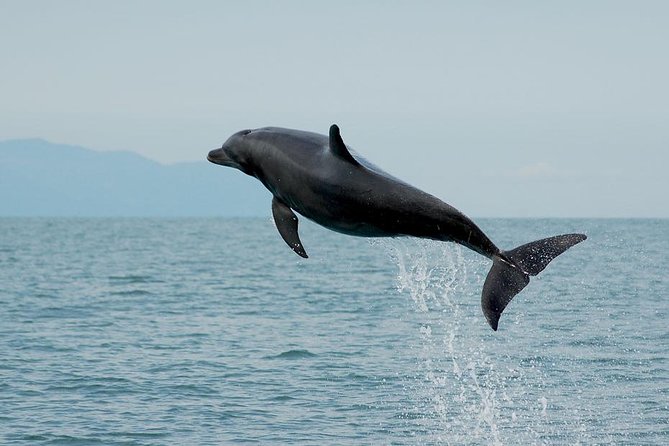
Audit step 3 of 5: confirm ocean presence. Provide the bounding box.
[0,217,667,445]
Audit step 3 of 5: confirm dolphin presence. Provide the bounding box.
[207,125,586,330]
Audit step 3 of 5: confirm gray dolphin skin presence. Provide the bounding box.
[207,125,586,330]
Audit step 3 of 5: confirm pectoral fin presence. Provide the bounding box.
[271,197,308,258]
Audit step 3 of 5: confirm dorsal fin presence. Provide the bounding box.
[329,124,359,166]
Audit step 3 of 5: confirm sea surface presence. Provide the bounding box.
[0,217,667,445]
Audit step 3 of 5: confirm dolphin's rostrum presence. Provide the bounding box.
[208,125,586,330]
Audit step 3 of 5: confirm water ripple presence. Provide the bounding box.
[1,218,667,445]
[264,349,318,360]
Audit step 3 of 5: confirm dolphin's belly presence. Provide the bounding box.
[290,185,434,238]
[309,215,397,237]
[286,192,392,237]
[290,182,498,258]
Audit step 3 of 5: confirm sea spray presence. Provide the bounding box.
[381,238,560,445]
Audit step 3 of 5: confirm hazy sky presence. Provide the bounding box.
[1,1,667,217]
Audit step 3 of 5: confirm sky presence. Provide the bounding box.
[1,1,668,217]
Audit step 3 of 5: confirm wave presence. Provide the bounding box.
[108,274,161,284]
[265,349,317,360]
[109,289,152,296]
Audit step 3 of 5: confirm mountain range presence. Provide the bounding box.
[0,139,269,217]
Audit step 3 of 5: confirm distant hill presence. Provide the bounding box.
[0,139,270,217]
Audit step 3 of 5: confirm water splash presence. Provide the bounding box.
[381,238,556,445]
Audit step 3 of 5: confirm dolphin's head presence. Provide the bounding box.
[207,129,256,174]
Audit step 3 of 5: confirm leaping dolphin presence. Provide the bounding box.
[207,125,586,330]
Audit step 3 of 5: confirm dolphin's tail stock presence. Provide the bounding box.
[481,233,587,331]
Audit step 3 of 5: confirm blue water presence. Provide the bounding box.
[0,218,667,445]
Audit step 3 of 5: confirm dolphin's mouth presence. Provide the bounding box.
[207,148,231,166]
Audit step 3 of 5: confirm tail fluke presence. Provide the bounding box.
[482,233,587,331]
[482,257,530,330]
